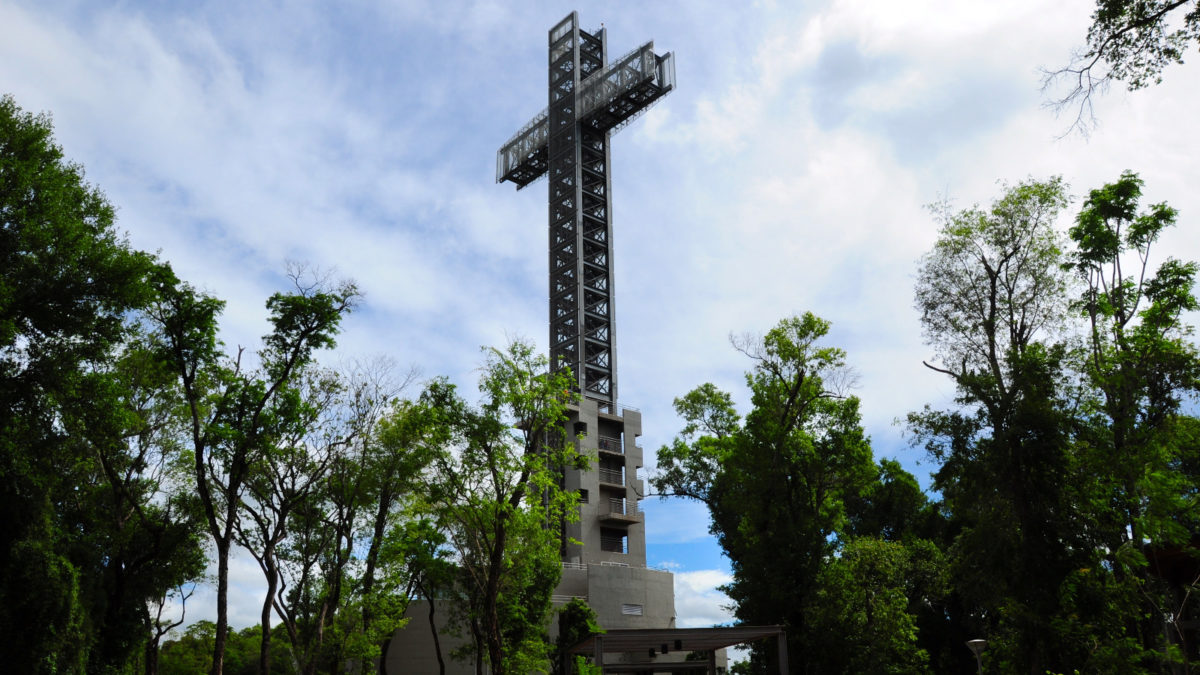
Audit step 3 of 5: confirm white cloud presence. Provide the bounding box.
[5,0,1200,642]
[674,570,735,628]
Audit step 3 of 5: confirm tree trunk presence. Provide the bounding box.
[428,592,446,675]
[212,537,230,675]
[376,636,392,675]
[481,489,519,675]
[361,487,393,632]
[259,553,278,675]
[144,644,159,675]
[471,617,484,675]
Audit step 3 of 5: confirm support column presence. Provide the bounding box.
[777,630,788,675]
[547,12,616,406]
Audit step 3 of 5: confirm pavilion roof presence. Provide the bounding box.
[568,625,784,655]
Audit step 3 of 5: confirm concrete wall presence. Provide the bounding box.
[584,564,675,630]
[386,400,680,674]
[388,565,677,675]
[383,601,476,675]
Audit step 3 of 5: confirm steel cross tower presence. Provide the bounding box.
[497,11,675,406]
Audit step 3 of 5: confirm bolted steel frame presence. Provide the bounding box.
[498,11,674,406]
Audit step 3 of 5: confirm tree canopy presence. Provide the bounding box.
[5,79,1200,675]
[653,314,941,674]
[0,93,205,674]
[1047,0,1200,131]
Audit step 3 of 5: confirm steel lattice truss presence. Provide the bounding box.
[497,11,675,405]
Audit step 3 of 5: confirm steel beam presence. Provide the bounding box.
[499,12,674,405]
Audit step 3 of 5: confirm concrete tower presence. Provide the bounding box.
[385,12,678,673]
[496,9,677,633]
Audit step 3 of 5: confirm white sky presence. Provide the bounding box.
[3,0,1198,635]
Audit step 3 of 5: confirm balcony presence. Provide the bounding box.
[596,434,622,455]
[598,467,624,487]
[599,498,642,524]
[600,534,628,554]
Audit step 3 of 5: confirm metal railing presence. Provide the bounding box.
[604,497,637,517]
[495,107,548,182]
[600,535,627,554]
[495,39,674,185]
[560,561,671,574]
[598,468,624,485]
[576,42,665,122]
[596,401,640,415]
[597,434,622,453]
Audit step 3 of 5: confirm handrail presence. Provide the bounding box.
[560,561,671,574]
[576,42,657,121]
[496,40,673,184]
[605,497,638,516]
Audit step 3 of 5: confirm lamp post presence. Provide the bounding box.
[965,639,986,674]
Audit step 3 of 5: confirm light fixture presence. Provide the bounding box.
[966,639,986,674]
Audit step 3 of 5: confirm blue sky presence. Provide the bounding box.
[3,0,1199,633]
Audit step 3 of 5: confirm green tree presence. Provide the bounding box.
[234,365,350,675]
[909,177,1095,672]
[0,94,205,673]
[222,357,414,675]
[388,517,457,675]
[911,173,1200,672]
[309,373,445,675]
[428,340,582,675]
[654,314,927,674]
[805,538,943,674]
[146,583,197,675]
[1064,170,1200,670]
[150,267,358,675]
[353,371,448,664]
[159,622,298,675]
[1047,0,1200,130]
[554,598,603,675]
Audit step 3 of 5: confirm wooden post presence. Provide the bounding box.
[595,636,604,674]
[708,648,717,675]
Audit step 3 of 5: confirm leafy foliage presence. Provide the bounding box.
[427,340,583,675]
[554,598,603,675]
[0,94,205,674]
[806,538,943,674]
[654,314,937,673]
[1047,0,1200,132]
[150,267,359,674]
[10,88,1200,675]
[912,173,1200,674]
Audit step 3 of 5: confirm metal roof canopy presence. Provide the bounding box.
[569,625,787,675]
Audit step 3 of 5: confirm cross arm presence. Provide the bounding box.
[577,42,675,133]
[496,40,675,189]
[496,107,549,188]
